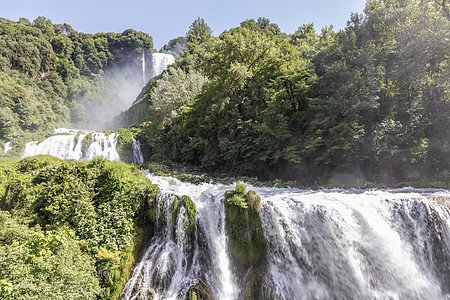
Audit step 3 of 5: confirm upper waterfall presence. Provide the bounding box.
[150,53,175,79]
[141,47,146,85]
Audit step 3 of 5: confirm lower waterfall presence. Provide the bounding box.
[258,188,450,299]
[121,175,238,300]
[122,175,450,300]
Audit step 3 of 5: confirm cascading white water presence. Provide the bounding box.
[258,188,450,299]
[22,128,120,161]
[132,137,144,164]
[83,132,120,161]
[121,175,239,300]
[120,193,201,300]
[22,128,144,163]
[142,47,146,85]
[150,53,175,78]
[4,142,12,154]
[123,176,450,300]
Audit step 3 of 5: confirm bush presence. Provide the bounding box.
[0,211,101,299]
[0,157,160,298]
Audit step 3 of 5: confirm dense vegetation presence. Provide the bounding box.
[0,2,448,298]
[0,16,153,153]
[120,1,449,185]
[0,156,159,299]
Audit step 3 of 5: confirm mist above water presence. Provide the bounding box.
[20,50,174,161]
[73,50,174,130]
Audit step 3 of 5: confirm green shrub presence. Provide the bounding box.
[0,156,160,298]
[227,194,248,209]
[224,184,246,208]
[161,159,174,167]
[17,155,61,173]
[189,290,197,300]
[235,183,247,195]
[149,153,166,163]
[439,171,450,182]
[0,212,101,299]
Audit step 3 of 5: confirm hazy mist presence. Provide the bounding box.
[72,49,154,130]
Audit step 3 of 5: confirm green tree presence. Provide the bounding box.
[187,17,212,46]
[152,67,208,129]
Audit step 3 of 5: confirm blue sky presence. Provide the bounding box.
[2,0,367,49]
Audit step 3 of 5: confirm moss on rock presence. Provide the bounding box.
[148,194,196,238]
[181,195,196,235]
[186,281,209,300]
[147,200,157,224]
[224,184,266,268]
[81,133,93,155]
[171,197,179,224]
[117,128,134,163]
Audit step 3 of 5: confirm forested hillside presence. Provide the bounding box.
[0,17,153,153]
[0,156,159,299]
[0,1,449,299]
[120,0,449,184]
[1,0,449,184]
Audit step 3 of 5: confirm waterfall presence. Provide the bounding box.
[4,142,12,154]
[258,188,450,299]
[142,49,175,84]
[150,53,175,79]
[22,128,143,163]
[120,193,200,300]
[121,175,239,300]
[123,176,450,300]
[132,137,144,164]
[142,47,146,85]
[23,129,88,160]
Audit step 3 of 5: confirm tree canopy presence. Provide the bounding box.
[120,2,449,184]
[0,17,153,146]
